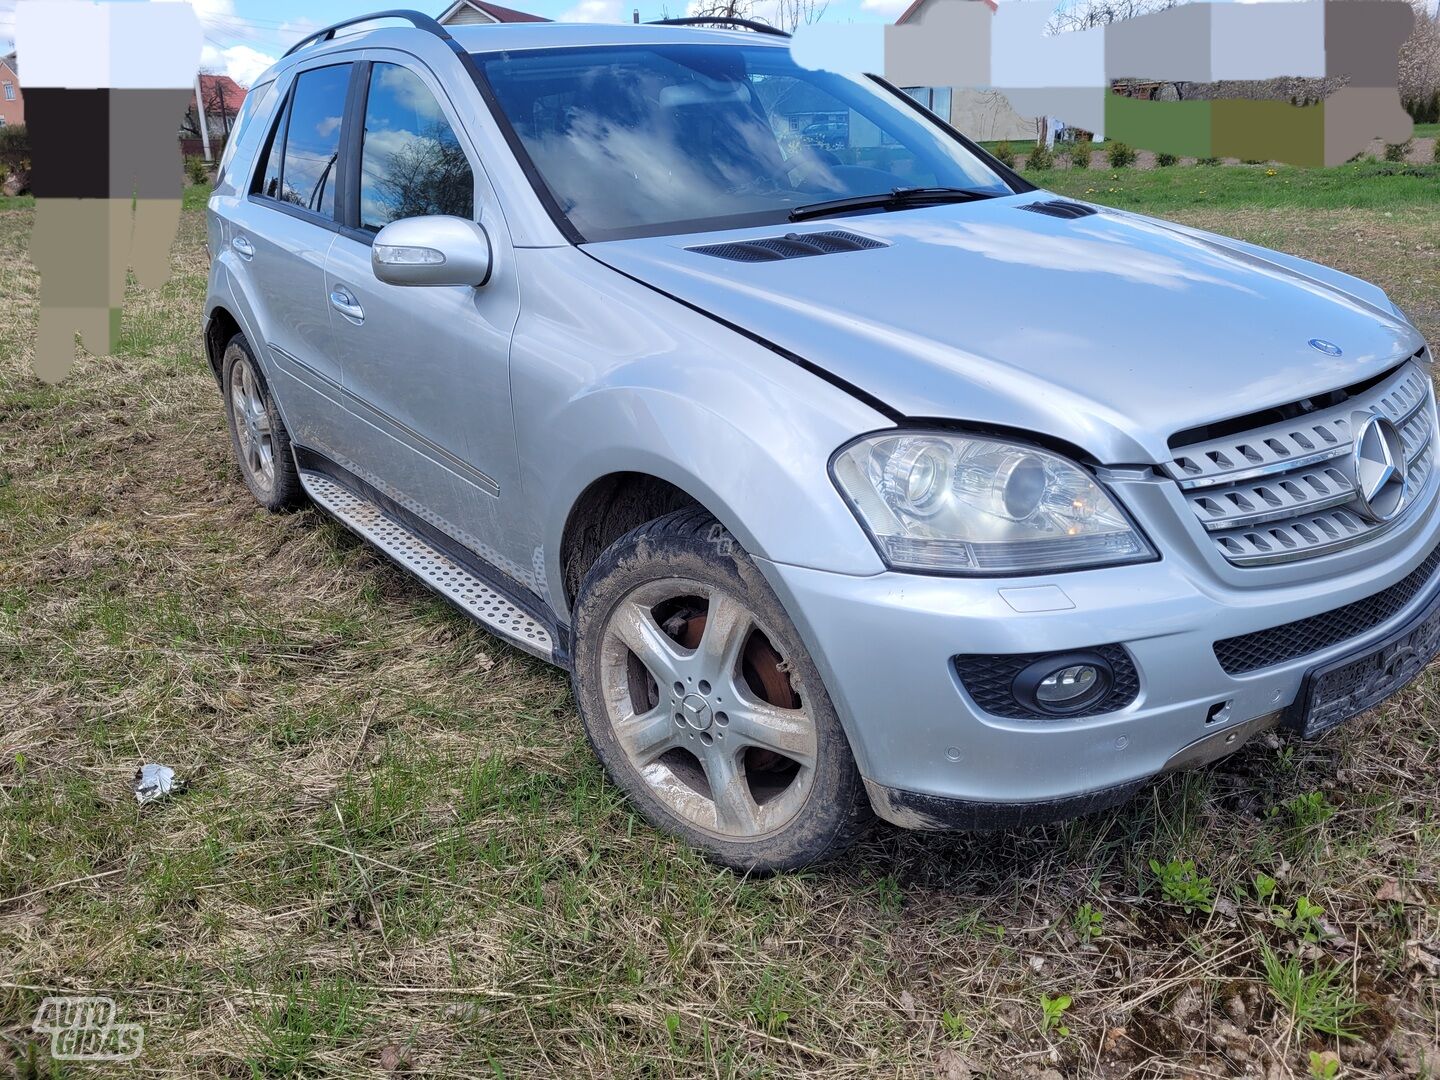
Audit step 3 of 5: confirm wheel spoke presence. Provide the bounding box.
[696,590,750,680]
[252,408,272,436]
[612,601,687,686]
[725,698,816,769]
[614,705,679,763]
[702,747,763,836]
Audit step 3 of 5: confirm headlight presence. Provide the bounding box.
[831,432,1155,574]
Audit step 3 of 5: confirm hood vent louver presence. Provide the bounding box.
[1018,199,1098,220]
[688,230,887,263]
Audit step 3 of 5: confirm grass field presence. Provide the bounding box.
[1036,160,1440,212]
[1,178,1438,1079]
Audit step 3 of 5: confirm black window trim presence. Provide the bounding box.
[247,59,364,238]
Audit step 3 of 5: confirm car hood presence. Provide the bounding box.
[583,194,1424,464]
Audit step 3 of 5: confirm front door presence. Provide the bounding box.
[323,57,528,588]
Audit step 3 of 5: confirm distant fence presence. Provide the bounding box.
[179,137,228,161]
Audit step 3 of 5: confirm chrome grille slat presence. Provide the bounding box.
[1168,355,1436,566]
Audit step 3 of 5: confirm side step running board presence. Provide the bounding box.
[299,470,556,662]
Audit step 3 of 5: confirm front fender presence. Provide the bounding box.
[511,247,891,619]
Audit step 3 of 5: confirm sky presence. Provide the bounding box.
[1,0,1437,87]
[0,0,903,84]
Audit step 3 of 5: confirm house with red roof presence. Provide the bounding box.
[0,52,24,130]
[437,0,550,24]
[181,74,247,159]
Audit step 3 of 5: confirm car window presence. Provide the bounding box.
[255,88,289,202]
[218,79,275,188]
[478,44,1013,242]
[359,63,474,232]
[258,63,351,218]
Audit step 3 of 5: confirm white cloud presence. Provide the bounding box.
[858,0,912,12]
[199,41,277,86]
[558,0,624,22]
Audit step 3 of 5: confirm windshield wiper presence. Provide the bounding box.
[788,186,997,222]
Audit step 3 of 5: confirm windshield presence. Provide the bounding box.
[476,43,1017,242]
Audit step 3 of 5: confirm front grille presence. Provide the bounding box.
[954,645,1140,719]
[1214,541,1440,674]
[1165,355,1436,566]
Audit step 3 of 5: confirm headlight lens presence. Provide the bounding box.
[832,432,1154,574]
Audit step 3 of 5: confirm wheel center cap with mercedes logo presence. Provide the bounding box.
[679,693,713,731]
[1352,411,1409,523]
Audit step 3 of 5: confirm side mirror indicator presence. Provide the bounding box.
[371,216,492,288]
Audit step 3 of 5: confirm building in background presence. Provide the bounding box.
[895,0,1037,143]
[437,0,550,25]
[180,74,247,160]
[0,52,23,129]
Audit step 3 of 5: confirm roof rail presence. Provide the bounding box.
[283,9,457,58]
[646,16,790,37]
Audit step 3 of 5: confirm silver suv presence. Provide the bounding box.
[204,11,1436,870]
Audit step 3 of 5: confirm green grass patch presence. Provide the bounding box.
[1028,159,1440,212]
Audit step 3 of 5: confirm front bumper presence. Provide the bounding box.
[756,495,1440,829]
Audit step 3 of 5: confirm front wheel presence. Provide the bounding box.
[571,509,870,872]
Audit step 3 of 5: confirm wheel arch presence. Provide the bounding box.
[204,304,243,383]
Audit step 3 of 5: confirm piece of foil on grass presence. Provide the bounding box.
[132,764,180,805]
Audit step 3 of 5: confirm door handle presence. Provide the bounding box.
[231,235,255,259]
[329,285,365,324]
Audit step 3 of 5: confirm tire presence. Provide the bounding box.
[571,508,871,872]
[221,334,304,511]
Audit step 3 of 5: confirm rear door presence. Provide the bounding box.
[323,55,526,584]
[226,60,355,454]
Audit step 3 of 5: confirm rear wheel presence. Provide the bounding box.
[572,508,870,871]
[221,335,304,511]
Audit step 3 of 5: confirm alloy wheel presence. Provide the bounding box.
[599,577,818,839]
[229,354,275,492]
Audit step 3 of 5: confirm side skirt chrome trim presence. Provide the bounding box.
[297,464,561,665]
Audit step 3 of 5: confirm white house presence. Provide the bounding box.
[897,0,1037,142]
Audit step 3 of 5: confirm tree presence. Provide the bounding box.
[0,124,30,193]
[180,69,241,153]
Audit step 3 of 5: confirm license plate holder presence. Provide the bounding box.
[1291,588,1440,738]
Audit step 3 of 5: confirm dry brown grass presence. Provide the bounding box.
[0,195,1437,1079]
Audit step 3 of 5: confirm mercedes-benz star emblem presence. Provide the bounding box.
[1351,412,1409,523]
[1309,339,1343,356]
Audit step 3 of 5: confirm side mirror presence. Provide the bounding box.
[371,216,492,288]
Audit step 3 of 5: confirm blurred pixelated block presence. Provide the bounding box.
[792,0,1415,167]
[16,0,200,383]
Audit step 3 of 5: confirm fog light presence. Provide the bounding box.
[1037,664,1098,705]
[1012,653,1114,715]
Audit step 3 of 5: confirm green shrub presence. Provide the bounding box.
[1149,858,1214,914]
[1025,142,1054,171]
[1383,139,1412,162]
[1067,137,1093,169]
[1156,152,1179,167]
[1105,141,1137,168]
[993,141,1016,168]
[0,125,29,193]
[1197,156,1220,166]
[184,155,210,185]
